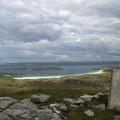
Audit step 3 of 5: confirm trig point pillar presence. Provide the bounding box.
[109,69,120,110]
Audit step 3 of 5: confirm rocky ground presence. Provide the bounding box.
[0,93,119,120]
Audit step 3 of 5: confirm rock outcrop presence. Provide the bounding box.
[0,95,62,120]
[94,104,106,111]
[0,97,17,111]
[114,115,120,120]
[84,110,94,117]
[30,94,51,103]
[0,92,118,120]
[80,94,93,102]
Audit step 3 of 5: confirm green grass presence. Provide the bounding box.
[0,72,110,100]
[61,72,111,82]
[67,107,115,120]
[0,72,118,120]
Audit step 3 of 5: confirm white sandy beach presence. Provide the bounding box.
[85,70,104,75]
[14,75,63,80]
[14,70,104,80]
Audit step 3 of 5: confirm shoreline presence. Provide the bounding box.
[14,70,104,80]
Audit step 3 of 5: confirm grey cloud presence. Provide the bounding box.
[0,0,120,62]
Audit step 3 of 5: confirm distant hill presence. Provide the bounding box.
[2,61,120,66]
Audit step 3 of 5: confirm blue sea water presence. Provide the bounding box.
[0,62,104,77]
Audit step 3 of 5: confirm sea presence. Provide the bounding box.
[0,61,119,77]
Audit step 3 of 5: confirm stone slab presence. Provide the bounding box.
[109,69,120,110]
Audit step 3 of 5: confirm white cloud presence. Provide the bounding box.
[59,10,70,16]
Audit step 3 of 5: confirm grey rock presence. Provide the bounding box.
[114,115,120,120]
[76,98,85,104]
[70,104,79,108]
[0,97,17,111]
[30,94,51,103]
[97,92,104,96]
[93,94,99,99]
[0,113,12,120]
[50,103,61,108]
[94,104,106,111]
[84,110,94,117]
[64,98,85,107]
[63,98,77,104]
[80,94,93,102]
[4,99,38,120]
[37,109,53,120]
[53,107,61,114]
[52,113,62,120]
[3,99,53,120]
[60,104,67,111]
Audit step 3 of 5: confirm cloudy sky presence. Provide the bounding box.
[0,0,120,63]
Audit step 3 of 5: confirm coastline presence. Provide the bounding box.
[14,70,104,80]
[14,75,63,80]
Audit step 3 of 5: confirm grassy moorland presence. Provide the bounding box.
[0,72,110,99]
[0,71,119,120]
